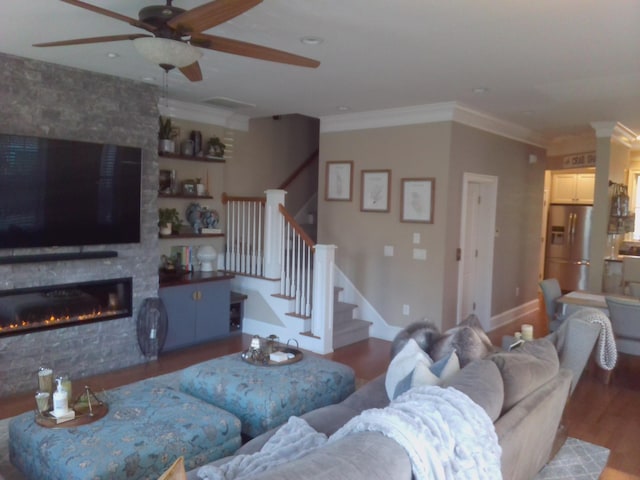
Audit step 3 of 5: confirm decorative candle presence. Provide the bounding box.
[521,324,534,341]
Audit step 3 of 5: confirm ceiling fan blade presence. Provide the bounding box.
[60,0,157,32]
[33,34,152,48]
[168,0,263,34]
[191,33,320,68]
[180,62,203,82]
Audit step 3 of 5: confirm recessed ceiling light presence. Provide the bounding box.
[472,87,489,94]
[141,76,156,82]
[300,36,324,45]
[106,52,119,59]
[337,106,350,112]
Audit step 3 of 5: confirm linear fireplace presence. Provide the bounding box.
[0,278,132,337]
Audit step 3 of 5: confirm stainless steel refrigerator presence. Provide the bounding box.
[544,204,593,291]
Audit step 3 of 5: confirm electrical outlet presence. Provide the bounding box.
[402,304,410,315]
[515,287,520,297]
[384,245,394,257]
[413,233,421,244]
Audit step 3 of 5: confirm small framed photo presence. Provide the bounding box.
[159,169,172,193]
[401,178,435,223]
[361,170,391,212]
[325,161,353,201]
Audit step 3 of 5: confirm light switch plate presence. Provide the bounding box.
[413,248,427,260]
[384,245,394,257]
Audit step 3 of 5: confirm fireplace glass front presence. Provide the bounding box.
[0,277,132,337]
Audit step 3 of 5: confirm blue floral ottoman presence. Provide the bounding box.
[9,378,241,480]
[179,353,356,437]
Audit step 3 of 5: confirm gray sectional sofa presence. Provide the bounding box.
[186,316,601,480]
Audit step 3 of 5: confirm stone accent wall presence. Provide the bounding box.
[0,53,160,397]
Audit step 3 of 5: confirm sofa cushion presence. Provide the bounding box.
[441,359,504,422]
[490,338,560,413]
[429,314,496,367]
[341,375,389,412]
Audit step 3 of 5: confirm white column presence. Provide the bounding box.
[263,189,287,279]
[312,244,337,353]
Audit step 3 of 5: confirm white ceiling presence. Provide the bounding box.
[2,0,640,144]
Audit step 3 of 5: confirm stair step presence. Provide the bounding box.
[333,318,372,349]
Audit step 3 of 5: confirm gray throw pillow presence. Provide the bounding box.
[429,314,495,367]
[490,338,560,413]
[390,320,440,359]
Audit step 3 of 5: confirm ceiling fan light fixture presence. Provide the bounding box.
[133,37,202,68]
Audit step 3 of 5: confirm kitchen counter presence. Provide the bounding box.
[604,254,640,263]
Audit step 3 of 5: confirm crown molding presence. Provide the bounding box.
[320,102,546,147]
[590,121,639,149]
[158,99,250,131]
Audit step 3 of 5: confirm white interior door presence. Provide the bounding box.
[457,173,498,330]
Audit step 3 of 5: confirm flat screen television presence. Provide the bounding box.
[0,133,142,249]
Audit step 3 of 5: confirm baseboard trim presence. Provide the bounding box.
[489,299,539,332]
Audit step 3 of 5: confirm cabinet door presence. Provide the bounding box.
[160,285,197,351]
[575,173,595,204]
[196,281,230,340]
[551,174,578,203]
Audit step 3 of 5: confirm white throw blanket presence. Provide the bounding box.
[566,308,617,370]
[197,416,328,480]
[330,385,502,480]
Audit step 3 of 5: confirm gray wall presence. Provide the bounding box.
[0,53,159,397]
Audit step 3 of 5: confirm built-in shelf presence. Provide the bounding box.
[159,233,224,240]
[159,152,225,163]
[0,251,118,265]
[158,192,214,200]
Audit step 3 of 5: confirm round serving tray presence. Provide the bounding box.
[240,347,303,367]
[35,402,108,429]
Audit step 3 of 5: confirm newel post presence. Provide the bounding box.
[312,244,336,353]
[263,189,287,279]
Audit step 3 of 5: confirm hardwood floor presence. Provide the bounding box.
[2,306,639,479]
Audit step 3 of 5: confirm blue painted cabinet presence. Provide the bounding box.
[160,279,231,352]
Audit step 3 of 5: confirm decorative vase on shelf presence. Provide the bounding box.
[197,245,218,271]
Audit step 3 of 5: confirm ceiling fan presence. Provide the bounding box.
[33,0,320,82]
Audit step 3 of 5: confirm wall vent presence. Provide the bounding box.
[202,96,256,109]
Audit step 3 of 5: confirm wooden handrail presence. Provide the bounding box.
[221,192,266,205]
[278,149,319,190]
[279,204,315,249]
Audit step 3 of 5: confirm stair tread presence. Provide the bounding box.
[334,318,372,333]
[334,301,357,311]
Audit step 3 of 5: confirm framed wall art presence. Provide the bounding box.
[361,169,391,212]
[325,161,353,201]
[401,178,435,223]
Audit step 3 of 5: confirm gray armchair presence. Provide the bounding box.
[605,295,640,355]
[539,278,565,332]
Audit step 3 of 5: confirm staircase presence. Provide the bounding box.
[333,287,372,349]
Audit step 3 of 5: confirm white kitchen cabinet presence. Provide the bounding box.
[551,173,594,204]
